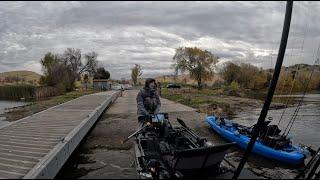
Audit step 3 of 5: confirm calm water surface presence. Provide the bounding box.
[0,100,29,127]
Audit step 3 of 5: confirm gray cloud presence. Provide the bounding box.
[0,1,319,79]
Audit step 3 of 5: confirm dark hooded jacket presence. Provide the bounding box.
[136,78,161,117]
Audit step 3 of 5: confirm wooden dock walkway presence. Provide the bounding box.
[0,91,119,179]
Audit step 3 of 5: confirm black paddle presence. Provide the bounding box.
[177,118,188,128]
[177,118,207,144]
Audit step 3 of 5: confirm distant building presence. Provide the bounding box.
[93,79,111,91]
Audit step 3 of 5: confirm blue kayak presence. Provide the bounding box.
[206,115,308,165]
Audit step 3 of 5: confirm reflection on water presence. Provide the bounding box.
[0,100,29,127]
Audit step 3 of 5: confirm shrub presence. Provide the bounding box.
[229,81,240,92]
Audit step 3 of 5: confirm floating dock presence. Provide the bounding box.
[0,91,119,179]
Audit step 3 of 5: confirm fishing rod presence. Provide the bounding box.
[295,147,320,179]
[282,52,320,138]
[121,122,151,144]
[275,22,309,130]
[177,118,207,145]
[122,114,168,144]
[306,150,320,179]
[232,1,293,179]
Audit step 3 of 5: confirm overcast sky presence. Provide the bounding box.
[0,1,319,79]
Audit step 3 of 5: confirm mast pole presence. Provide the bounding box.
[232,1,293,179]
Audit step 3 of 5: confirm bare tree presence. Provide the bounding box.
[62,48,98,90]
[82,51,98,76]
[62,48,82,90]
[40,49,99,92]
[63,48,82,73]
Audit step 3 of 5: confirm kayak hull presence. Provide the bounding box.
[206,115,306,165]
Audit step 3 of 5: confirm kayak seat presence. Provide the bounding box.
[169,143,235,172]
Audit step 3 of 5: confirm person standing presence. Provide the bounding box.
[136,78,161,126]
[120,85,124,97]
[157,81,162,97]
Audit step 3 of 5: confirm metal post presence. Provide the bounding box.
[232,1,293,179]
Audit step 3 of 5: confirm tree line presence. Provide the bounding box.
[172,46,320,92]
[131,47,271,90]
[220,62,272,90]
[125,46,320,93]
[40,48,110,93]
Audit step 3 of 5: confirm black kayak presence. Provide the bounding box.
[126,113,235,179]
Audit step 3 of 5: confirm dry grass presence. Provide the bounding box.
[161,88,263,118]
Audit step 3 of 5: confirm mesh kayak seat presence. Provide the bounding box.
[166,143,235,176]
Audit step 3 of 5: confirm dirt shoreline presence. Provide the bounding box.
[161,88,290,119]
[56,90,285,179]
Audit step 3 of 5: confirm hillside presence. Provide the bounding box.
[285,64,320,72]
[265,64,320,73]
[0,71,41,85]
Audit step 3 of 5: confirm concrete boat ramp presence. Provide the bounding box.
[0,91,119,179]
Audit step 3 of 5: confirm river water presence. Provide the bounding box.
[0,100,29,127]
[230,94,320,178]
[233,94,320,149]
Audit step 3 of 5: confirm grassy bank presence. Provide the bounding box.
[0,84,36,100]
[1,89,100,121]
[161,88,263,118]
[0,84,64,101]
[161,87,295,118]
